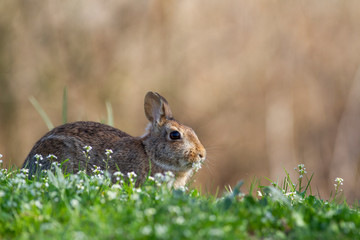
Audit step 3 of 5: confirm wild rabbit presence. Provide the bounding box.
[22,92,206,187]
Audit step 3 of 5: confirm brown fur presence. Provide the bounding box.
[22,92,206,187]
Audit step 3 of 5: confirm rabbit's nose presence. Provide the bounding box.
[198,151,206,160]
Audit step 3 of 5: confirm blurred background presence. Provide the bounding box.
[1,0,360,202]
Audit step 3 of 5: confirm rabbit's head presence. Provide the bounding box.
[142,92,206,172]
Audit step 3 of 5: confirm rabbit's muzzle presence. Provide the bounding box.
[188,147,206,163]
[181,141,206,170]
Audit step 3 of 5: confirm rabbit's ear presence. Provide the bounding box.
[144,92,173,125]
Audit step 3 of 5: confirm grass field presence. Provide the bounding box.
[0,156,359,240]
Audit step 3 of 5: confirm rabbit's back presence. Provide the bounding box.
[23,121,132,175]
[45,121,130,140]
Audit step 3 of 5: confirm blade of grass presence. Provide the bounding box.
[224,185,232,194]
[284,169,296,192]
[214,186,220,199]
[283,177,288,193]
[29,96,54,130]
[264,176,275,185]
[106,101,114,127]
[248,176,260,196]
[303,172,314,195]
[62,87,68,124]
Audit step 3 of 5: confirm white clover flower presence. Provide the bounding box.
[165,171,175,178]
[76,184,85,191]
[83,146,92,153]
[177,186,188,192]
[295,164,307,175]
[131,193,140,201]
[113,171,123,177]
[77,170,86,174]
[164,171,175,183]
[155,224,168,236]
[15,172,26,180]
[154,173,165,184]
[113,172,123,182]
[111,184,122,189]
[22,203,31,211]
[335,177,344,185]
[47,154,57,159]
[92,165,104,176]
[141,226,152,236]
[73,231,86,240]
[70,199,79,208]
[144,208,156,216]
[33,200,43,209]
[175,216,185,225]
[127,171,137,180]
[107,191,117,200]
[168,206,181,214]
[209,228,224,237]
[161,171,175,187]
[334,177,344,192]
[34,154,43,161]
[0,154,2,159]
[285,191,297,201]
[105,149,113,157]
[147,176,155,182]
[192,161,203,172]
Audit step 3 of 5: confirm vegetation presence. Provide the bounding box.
[2,1,360,202]
[0,154,359,240]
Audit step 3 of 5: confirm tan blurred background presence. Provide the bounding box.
[1,0,360,202]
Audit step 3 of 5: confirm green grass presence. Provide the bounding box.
[0,162,359,240]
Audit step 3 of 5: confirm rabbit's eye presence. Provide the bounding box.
[169,131,181,140]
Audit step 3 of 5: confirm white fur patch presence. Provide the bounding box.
[152,159,185,172]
